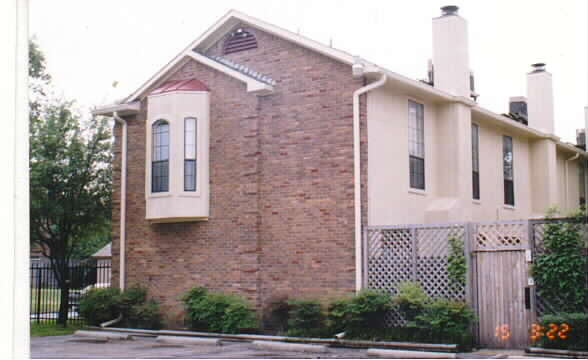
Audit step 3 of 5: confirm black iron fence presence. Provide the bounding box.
[30,260,111,324]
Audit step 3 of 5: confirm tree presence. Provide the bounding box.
[29,39,113,325]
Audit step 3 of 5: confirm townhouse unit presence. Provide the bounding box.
[94,5,587,326]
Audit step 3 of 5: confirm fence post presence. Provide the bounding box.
[363,227,368,289]
[464,223,473,306]
[35,264,41,322]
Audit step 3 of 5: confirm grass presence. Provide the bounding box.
[30,321,85,337]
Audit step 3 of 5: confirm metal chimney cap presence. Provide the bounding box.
[531,63,546,72]
[441,5,459,16]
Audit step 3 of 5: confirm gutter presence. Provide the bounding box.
[352,61,387,292]
[113,112,127,290]
[565,153,580,210]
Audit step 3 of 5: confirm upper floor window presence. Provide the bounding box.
[580,163,586,206]
[152,120,169,193]
[472,123,480,200]
[184,118,197,192]
[223,27,257,55]
[408,100,425,190]
[503,135,514,206]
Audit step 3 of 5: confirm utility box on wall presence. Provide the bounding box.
[145,79,210,222]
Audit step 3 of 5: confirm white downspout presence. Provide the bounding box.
[565,153,580,211]
[353,69,387,292]
[113,112,127,290]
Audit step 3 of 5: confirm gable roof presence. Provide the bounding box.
[100,10,586,157]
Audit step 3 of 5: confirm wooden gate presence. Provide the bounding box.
[472,221,532,349]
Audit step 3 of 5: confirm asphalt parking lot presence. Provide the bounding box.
[31,335,370,359]
[31,334,546,359]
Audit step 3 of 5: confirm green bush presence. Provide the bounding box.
[532,209,587,313]
[286,299,327,338]
[79,285,162,329]
[127,300,163,330]
[261,296,290,334]
[79,287,121,326]
[327,290,391,336]
[533,313,587,351]
[392,281,428,321]
[182,287,258,334]
[413,298,476,351]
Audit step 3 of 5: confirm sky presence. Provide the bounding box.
[29,0,587,143]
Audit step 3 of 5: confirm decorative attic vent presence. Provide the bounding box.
[223,27,257,55]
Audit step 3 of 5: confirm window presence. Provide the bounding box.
[472,124,480,200]
[408,100,425,190]
[503,136,514,206]
[184,118,197,191]
[152,120,169,193]
[580,163,586,206]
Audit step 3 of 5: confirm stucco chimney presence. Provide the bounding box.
[432,5,470,97]
[526,63,555,134]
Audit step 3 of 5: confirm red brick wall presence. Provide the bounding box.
[111,23,368,328]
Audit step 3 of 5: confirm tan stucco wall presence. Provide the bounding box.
[367,86,439,225]
[367,86,584,226]
[556,149,583,214]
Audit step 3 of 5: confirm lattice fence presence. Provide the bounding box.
[365,224,467,326]
[530,218,588,316]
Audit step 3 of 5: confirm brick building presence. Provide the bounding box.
[94,6,587,327]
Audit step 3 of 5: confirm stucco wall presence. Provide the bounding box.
[366,85,579,226]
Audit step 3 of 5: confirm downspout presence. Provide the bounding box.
[113,112,127,291]
[565,153,580,211]
[353,66,387,292]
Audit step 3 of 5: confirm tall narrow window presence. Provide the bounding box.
[580,163,586,206]
[152,120,169,193]
[184,118,197,192]
[408,100,425,190]
[503,135,514,206]
[472,124,480,200]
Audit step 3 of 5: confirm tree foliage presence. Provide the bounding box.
[29,39,113,325]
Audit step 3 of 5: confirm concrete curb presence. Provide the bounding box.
[74,330,133,340]
[252,340,329,353]
[156,336,222,346]
[367,348,457,358]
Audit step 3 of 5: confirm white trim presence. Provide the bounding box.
[185,51,274,95]
[92,102,140,116]
[408,188,427,196]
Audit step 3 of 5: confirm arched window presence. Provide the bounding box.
[223,27,257,55]
[184,118,197,191]
[152,120,169,193]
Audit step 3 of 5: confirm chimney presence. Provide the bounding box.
[577,129,586,150]
[432,5,470,97]
[526,63,555,134]
[508,96,529,120]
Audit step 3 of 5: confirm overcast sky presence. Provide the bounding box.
[29,0,587,143]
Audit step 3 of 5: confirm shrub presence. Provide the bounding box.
[78,285,163,329]
[392,281,428,321]
[413,298,476,350]
[261,296,290,334]
[79,287,121,326]
[532,208,587,313]
[127,300,163,330]
[327,290,392,337]
[447,236,466,286]
[532,313,587,351]
[286,299,327,338]
[327,296,353,334]
[182,287,258,334]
